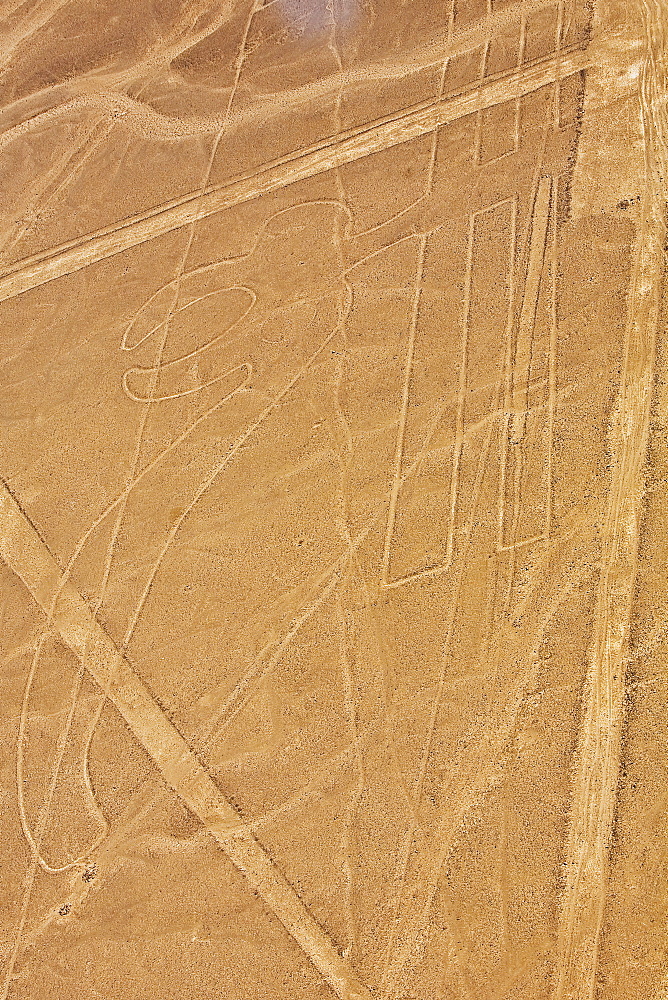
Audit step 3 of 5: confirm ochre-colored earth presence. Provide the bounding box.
[1,1,667,998]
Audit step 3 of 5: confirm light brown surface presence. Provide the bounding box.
[1,1,667,998]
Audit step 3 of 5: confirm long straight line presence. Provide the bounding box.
[553,0,667,993]
[511,173,552,439]
[0,480,372,1000]
[381,232,428,585]
[0,48,589,306]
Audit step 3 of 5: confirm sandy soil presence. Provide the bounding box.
[1,1,667,998]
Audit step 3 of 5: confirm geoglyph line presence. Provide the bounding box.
[0,480,372,1000]
[382,193,518,590]
[0,47,590,306]
[498,173,554,552]
[379,111,566,993]
[0,0,569,148]
[380,50,450,589]
[510,174,552,443]
[553,0,668,995]
[380,232,429,587]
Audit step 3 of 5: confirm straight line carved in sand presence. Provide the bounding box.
[0,48,590,306]
[498,172,555,553]
[0,481,372,1000]
[553,0,668,995]
[382,195,517,589]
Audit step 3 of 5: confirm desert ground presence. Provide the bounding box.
[1,1,667,998]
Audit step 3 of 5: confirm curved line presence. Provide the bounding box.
[120,291,353,651]
[121,285,252,352]
[4,9,267,989]
[120,201,351,351]
[0,93,228,153]
[122,285,255,374]
[122,360,252,403]
[15,200,351,878]
[14,356,253,871]
[120,283,174,351]
[16,631,108,875]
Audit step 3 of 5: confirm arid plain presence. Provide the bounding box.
[1,1,668,998]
